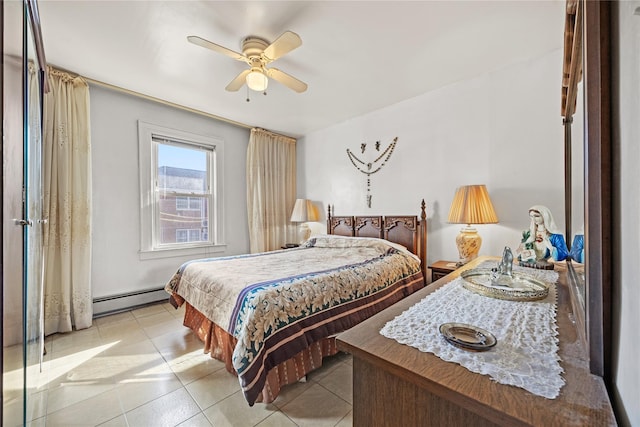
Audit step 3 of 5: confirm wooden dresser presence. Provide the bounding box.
[336,256,616,426]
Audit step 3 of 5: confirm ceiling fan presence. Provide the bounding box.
[187,31,308,94]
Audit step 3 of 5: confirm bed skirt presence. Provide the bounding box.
[176,296,339,404]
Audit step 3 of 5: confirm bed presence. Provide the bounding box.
[165,200,428,406]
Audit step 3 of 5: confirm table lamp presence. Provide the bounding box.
[290,199,319,244]
[447,185,498,265]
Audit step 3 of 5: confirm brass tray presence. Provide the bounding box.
[460,268,549,301]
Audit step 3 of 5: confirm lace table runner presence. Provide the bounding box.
[380,261,564,398]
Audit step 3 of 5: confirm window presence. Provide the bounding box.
[176,229,188,243]
[175,228,202,243]
[138,121,226,259]
[175,196,202,211]
[176,197,189,210]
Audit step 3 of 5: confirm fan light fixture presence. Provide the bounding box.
[246,70,268,92]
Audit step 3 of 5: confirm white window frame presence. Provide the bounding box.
[138,121,226,260]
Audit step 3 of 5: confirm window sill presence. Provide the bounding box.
[139,244,227,260]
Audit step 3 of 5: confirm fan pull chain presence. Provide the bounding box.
[246,88,268,102]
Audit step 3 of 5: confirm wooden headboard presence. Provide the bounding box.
[326,200,428,278]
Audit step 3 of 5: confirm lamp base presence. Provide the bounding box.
[455,226,482,265]
[298,223,311,244]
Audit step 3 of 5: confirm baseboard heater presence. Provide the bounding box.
[93,287,169,318]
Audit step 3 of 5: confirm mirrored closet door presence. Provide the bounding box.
[3,0,47,424]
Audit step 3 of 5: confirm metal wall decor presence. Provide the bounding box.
[346,137,397,207]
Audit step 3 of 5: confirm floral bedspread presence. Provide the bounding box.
[165,235,424,405]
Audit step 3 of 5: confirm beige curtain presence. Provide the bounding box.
[246,128,297,253]
[42,67,93,334]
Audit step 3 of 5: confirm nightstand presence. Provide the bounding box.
[281,243,300,249]
[428,260,458,283]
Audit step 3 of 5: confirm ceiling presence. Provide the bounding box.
[10,1,565,138]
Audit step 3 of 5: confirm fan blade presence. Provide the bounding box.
[187,35,247,62]
[225,69,251,91]
[266,68,308,93]
[263,31,302,61]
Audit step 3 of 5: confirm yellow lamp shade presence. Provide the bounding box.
[290,199,319,243]
[448,185,498,264]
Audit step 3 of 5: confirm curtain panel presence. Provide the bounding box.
[41,67,93,334]
[246,128,297,253]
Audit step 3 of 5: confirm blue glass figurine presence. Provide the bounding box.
[570,232,585,263]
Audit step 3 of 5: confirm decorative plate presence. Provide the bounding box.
[439,322,497,351]
[460,268,550,301]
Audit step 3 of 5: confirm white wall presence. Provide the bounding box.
[613,2,640,425]
[298,49,565,265]
[90,85,250,301]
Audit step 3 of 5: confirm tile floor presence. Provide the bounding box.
[3,302,353,426]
